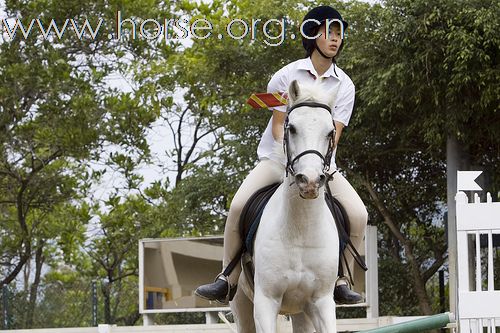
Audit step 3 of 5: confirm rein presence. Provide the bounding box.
[284,101,335,176]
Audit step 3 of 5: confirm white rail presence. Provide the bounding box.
[456,171,500,332]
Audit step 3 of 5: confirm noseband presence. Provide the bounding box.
[284,101,336,177]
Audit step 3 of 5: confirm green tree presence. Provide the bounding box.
[339,0,499,315]
[2,0,498,327]
[0,0,164,327]
[85,195,159,325]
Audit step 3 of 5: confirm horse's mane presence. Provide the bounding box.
[288,80,333,107]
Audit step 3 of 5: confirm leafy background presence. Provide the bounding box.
[0,0,498,327]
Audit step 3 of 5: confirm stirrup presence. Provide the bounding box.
[335,275,352,288]
[215,273,237,305]
[334,276,363,304]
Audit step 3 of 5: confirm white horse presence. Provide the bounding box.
[231,80,340,333]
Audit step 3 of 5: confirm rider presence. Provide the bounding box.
[195,5,368,305]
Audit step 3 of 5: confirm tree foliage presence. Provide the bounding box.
[339,0,499,315]
[0,0,498,327]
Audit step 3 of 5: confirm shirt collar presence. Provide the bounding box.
[297,57,339,79]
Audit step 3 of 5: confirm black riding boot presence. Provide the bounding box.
[194,275,237,305]
[334,278,363,305]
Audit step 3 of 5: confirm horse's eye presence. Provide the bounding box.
[328,130,335,138]
[289,125,297,135]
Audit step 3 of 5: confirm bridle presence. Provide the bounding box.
[283,101,336,177]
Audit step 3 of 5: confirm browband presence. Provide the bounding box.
[287,101,332,114]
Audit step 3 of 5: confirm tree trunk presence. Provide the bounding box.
[0,250,30,288]
[102,280,112,324]
[405,245,433,315]
[1,182,31,288]
[360,175,434,315]
[446,135,470,316]
[25,243,44,328]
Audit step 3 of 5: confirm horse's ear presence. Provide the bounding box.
[288,80,300,104]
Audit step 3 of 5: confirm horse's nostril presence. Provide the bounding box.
[295,174,309,185]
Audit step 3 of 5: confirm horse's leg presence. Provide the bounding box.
[253,290,281,333]
[304,296,337,333]
[230,277,256,333]
[290,312,315,333]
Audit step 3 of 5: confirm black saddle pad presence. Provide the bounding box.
[239,183,350,256]
[239,183,281,256]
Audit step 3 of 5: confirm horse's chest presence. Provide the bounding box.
[255,232,339,290]
[255,213,339,271]
[267,222,338,263]
[278,256,337,313]
[284,245,338,280]
[254,206,339,312]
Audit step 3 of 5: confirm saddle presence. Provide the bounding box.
[234,181,367,289]
[239,183,350,257]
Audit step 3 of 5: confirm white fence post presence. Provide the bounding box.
[455,171,500,332]
[366,225,379,319]
[143,314,154,326]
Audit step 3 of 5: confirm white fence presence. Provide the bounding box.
[0,316,438,333]
[456,174,500,332]
[0,324,235,333]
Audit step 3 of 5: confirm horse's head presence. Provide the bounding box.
[284,80,338,199]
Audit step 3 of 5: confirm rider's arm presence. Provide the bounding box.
[272,110,287,142]
[332,77,355,149]
[267,66,289,143]
[334,120,344,149]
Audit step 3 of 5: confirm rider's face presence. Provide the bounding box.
[315,22,342,58]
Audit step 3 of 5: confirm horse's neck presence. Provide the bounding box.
[280,176,328,233]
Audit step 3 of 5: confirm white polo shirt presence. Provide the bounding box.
[257,57,355,169]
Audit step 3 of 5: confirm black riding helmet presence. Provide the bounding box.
[301,6,348,61]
